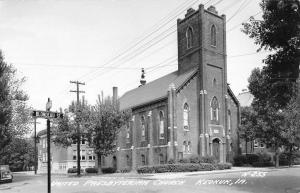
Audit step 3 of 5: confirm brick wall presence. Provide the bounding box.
[176,75,199,158]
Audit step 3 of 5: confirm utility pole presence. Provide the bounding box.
[70,81,85,176]
[46,98,52,193]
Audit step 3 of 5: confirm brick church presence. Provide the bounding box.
[106,4,240,172]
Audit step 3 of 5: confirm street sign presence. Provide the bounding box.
[32,110,63,119]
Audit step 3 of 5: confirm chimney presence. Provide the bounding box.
[139,68,146,87]
[113,86,118,106]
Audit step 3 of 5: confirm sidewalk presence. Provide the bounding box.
[144,165,300,179]
[140,167,270,179]
[13,165,300,179]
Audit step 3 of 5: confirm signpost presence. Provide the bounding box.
[31,98,63,193]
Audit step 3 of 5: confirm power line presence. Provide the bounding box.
[212,0,224,6]
[13,63,143,70]
[226,0,253,23]
[227,11,262,32]
[85,27,178,83]
[219,0,241,12]
[78,0,200,81]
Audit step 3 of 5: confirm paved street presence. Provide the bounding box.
[0,167,300,193]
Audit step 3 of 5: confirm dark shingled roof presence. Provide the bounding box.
[119,68,198,110]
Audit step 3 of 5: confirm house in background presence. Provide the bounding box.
[101,4,241,172]
[237,89,267,154]
[37,129,96,173]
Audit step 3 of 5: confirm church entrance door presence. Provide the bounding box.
[212,138,220,162]
[112,156,117,170]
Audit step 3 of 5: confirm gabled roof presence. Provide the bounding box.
[119,67,198,110]
[227,84,240,107]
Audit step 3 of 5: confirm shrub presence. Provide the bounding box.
[279,152,299,166]
[85,167,98,173]
[178,158,189,163]
[233,155,247,166]
[137,163,216,174]
[214,163,232,170]
[101,167,117,174]
[137,166,154,173]
[120,168,131,173]
[189,155,201,164]
[252,161,274,167]
[198,163,215,171]
[246,154,260,165]
[168,159,175,164]
[199,155,217,164]
[67,168,84,174]
[257,153,272,163]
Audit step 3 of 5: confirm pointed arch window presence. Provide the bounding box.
[227,110,231,135]
[159,111,164,139]
[210,97,219,122]
[211,25,217,47]
[186,27,193,49]
[125,125,130,143]
[183,103,189,130]
[141,116,146,141]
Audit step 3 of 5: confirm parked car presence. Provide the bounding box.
[0,165,13,183]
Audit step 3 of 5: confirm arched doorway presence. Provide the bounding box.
[112,156,117,170]
[212,138,220,162]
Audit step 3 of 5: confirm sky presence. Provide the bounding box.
[0,0,267,132]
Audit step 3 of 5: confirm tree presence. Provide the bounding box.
[0,50,31,157]
[239,107,259,154]
[248,68,290,167]
[243,0,300,108]
[87,95,130,173]
[54,94,130,174]
[243,0,300,167]
[243,0,300,89]
[0,138,35,171]
[281,95,300,166]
